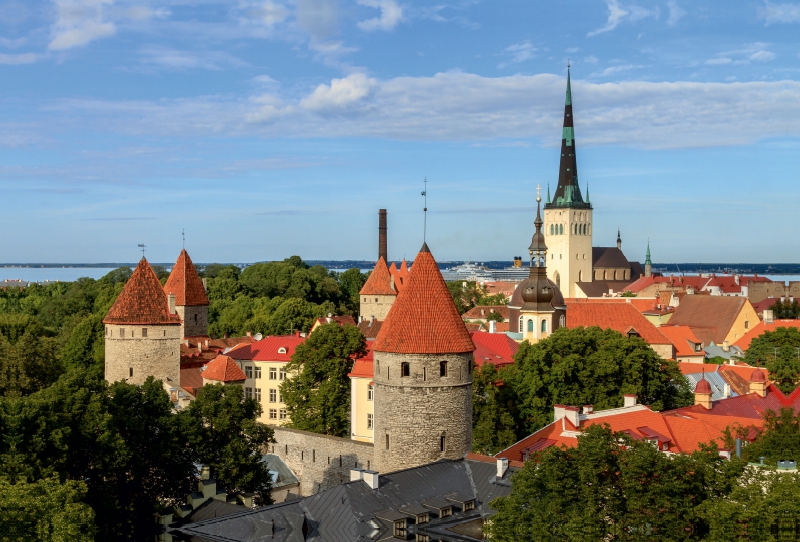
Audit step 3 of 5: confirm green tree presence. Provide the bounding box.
[280,323,366,437]
[742,327,800,393]
[506,326,693,435]
[0,476,96,542]
[769,298,800,319]
[487,424,747,542]
[180,383,275,506]
[0,329,62,397]
[59,314,104,372]
[337,268,367,313]
[472,363,517,455]
[486,311,505,323]
[728,407,800,465]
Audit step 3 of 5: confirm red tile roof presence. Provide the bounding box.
[624,275,711,294]
[670,384,800,419]
[360,257,397,296]
[202,355,247,382]
[348,347,374,378]
[227,334,306,362]
[565,300,671,345]
[373,244,475,354]
[470,331,518,368]
[734,320,800,351]
[658,325,704,358]
[668,295,749,345]
[180,367,203,396]
[462,305,510,321]
[312,315,357,330]
[103,258,182,326]
[163,249,209,307]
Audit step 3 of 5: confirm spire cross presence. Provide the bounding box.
[536,184,541,201]
[421,177,428,243]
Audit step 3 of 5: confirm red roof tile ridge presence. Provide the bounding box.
[163,249,209,307]
[373,245,475,354]
[104,258,182,325]
[360,257,397,296]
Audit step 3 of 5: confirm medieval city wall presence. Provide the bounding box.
[268,426,374,496]
[176,305,209,337]
[359,294,395,322]
[748,281,800,304]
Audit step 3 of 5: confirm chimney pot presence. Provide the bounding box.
[362,470,379,490]
[168,293,176,315]
[623,394,637,408]
[489,320,497,334]
[350,468,364,482]
[583,405,593,414]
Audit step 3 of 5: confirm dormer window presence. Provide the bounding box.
[278,347,287,354]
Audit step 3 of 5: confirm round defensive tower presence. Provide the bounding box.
[372,242,475,474]
[104,258,182,386]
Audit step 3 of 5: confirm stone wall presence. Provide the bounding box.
[176,305,208,338]
[748,281,800,304]
[104,323,181,385]
[268,426,374,496]
[373,351,473,474]
[359,294,396,322]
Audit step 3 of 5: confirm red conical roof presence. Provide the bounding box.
[203,355,247,382]
[104,259,182,325]
[360,257,397,296]
[750,368,767,383]
[164,249,209,306]
[373,243,475,354]
[695,377,712,394]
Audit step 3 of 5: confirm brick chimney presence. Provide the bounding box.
[378,209,388,262]
[168,293,176,315]
[623,394,637,408]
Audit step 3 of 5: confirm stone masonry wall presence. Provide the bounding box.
[268,426,374,496]
[104,323,181,386]
[748,281,800,304]
[373,351,473,474]
[359,294,396,322]
[177,305,208,338]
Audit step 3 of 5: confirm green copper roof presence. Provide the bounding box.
[645,240,652,265]
[562,126,574,146]
[546,184,551,204]
[586,183,590,204]
[565,67,572,106]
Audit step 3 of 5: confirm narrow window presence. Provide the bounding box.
[467,359,472,375]
[387,367,390,380]
[245,366,253,378]
[254,388,261,401]
[141,328,147,337]
[375,297,378,302]
[254,366,262,379]
[527,319,533,332]
[744,321,750,329]
[194,313,198,324]
[440,361,448,377]
[269,367,277,380]
[385,434,390,449]
[401,362,410,377]
[440,435,446,452]
[519,315,524,332]
[367,413,373,429]
[313,449,316,462]
[120,328,125,338]
[269,389,277,403]
[367,385,373,401]
[279,409,287,420]
[269,409,277,419]
[279,368,286,380]
[245,387,252,399]
[542,320,547,333]
[423,367,427,381]
[129,367,133,378]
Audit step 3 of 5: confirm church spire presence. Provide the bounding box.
[547,65,589,210]
[645,240,652,265]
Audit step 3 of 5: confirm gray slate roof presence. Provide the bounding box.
[684,371,738,401]
[171,458,516,542]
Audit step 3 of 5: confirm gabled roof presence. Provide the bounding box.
[668,296,748,345]
[734,320,800,351]
[348,347,374,379]
[163,249,209,307]
[202,355,247,382]
[565,300,671,345]
[658,325,704,358]
[592,247,630,268]
[357,318,383,339]
[670,384,800,419]
[359,257,397,296]
[103,258,182,325]
[624,275,712,294]
[373,243,475,354]
[228,335,306,362]
[462,305,510,321]
[575,280,635,298]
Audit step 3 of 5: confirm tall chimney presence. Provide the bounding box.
[378,209,387,262]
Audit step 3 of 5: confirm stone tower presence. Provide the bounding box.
[543,67,593,298]
[163,249,209,337]
[103,258,182,386]
[509,191,566,342]
[372,243,475,474]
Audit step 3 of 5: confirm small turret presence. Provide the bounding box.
[644,240,652,278]
[617,228,622,250]
[694,371,712,410]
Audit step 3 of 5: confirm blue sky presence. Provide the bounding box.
[1,0,800,264]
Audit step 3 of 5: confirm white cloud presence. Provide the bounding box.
[0,37,27,49]
[50,72,800,150]
[357,0,403,31]
[0,52,42,64]
[750,49,776,61]
[125,6,169,22]
[666,0,687,26]
[498,41,536,67]
[588,0,659,36]
[706,43,777,65]
[138,46,249,70]
[295,0,339,41]
[705,57,732,65]
[249,1,291,26]
[49,0,116,51]
[759,1,800,24]
[590,64,642,77]
[583,55,599,64]
[299,72,376,111]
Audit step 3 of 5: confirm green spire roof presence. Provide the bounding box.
[645,240,652,265]
[565,66,572,106]
[546,184,551,204]
[586,183,590,203]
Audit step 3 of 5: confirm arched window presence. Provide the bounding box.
[527,319,533,332]
[541,320,547,333]
[519,315,524,332]
[579,270,583,282]
[550,224,554,235]
[559,224,564,235]
[555,273,561,289]
[559,315,566,327]
[440,361,448,377]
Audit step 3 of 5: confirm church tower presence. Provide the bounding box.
[372,243,475,474]
[104,258,181,385]
[510,190,565,342]
[543,67,593,298]
[164,249,209,338]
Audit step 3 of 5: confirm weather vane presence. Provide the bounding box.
[536,184,541,202]
[421,177,428,243]
[182,228,185,249]
[138,244,146,258]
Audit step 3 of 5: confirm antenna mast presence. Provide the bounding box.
[421,177,428,243]
[182,229,185,249]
